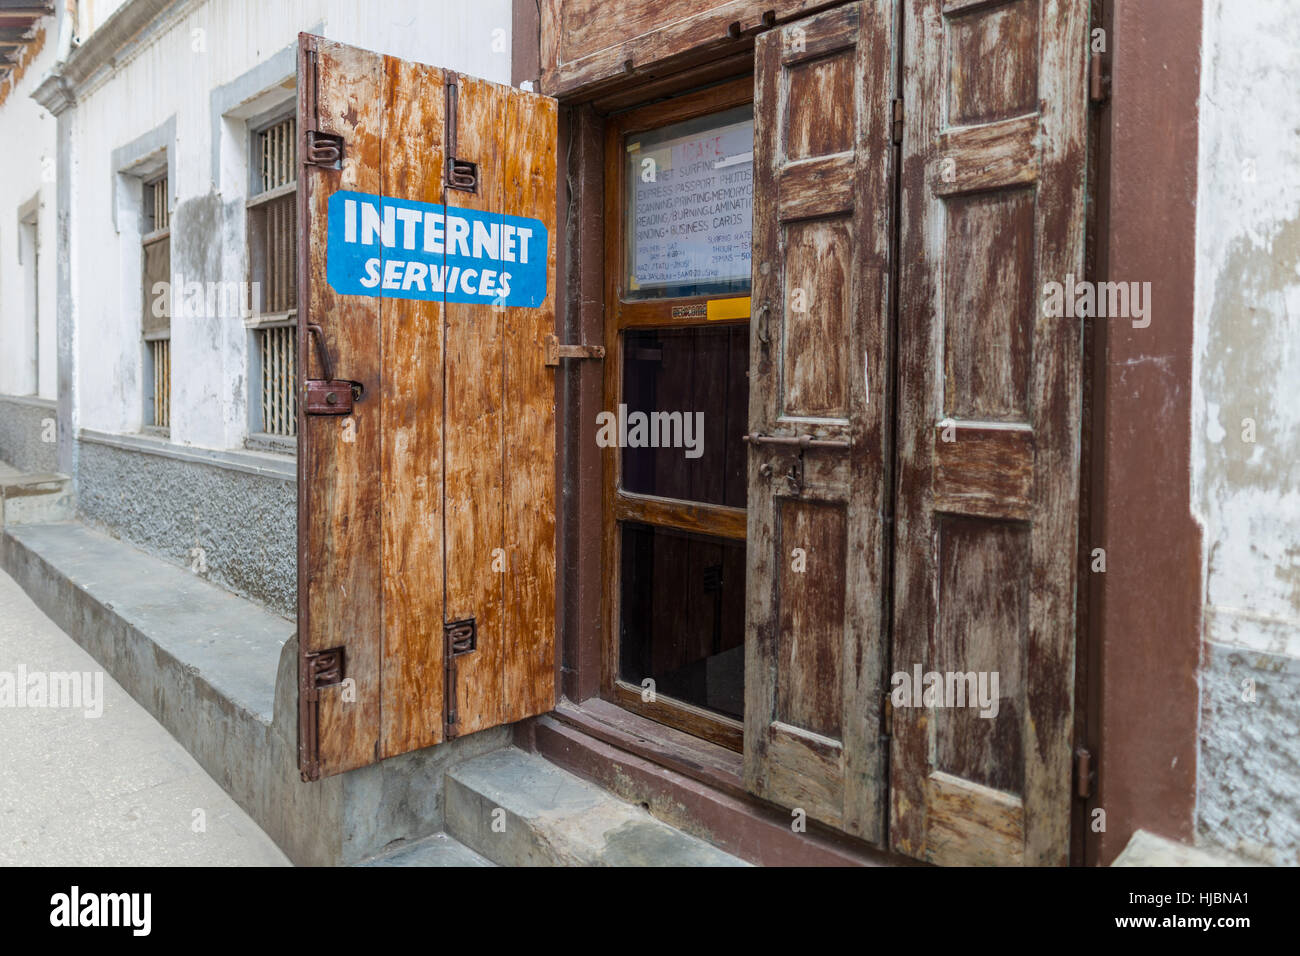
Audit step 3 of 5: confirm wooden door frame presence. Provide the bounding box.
[527,0,1202,867]
[599,74,754,752]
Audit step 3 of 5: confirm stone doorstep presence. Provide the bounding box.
[0,518,511,866]
[445,747,750,866]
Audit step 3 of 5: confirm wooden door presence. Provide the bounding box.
[296,34,558,780]
[744,1,896,842]
[890,0,1089,864]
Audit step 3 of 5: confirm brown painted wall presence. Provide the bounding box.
[1091,0,1203,864]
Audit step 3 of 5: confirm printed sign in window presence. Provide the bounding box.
[625,105,754,300]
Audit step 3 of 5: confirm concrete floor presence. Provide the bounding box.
[0,566,289,866]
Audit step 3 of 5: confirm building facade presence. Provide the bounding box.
[0,0,1296,866]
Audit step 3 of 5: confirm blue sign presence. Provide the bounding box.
[326,190,548,308]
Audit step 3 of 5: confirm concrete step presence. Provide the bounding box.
[0,519,509,865]
[357,831,495,867]
[445,747,750,866]
[0,463,75,527]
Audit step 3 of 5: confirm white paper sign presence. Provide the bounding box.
[629,117,754,293]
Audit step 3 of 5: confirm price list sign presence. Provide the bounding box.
[625,106,754,299]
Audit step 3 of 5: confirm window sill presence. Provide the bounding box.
[244,433,297,456]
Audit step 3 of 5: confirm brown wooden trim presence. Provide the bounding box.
[613,680,744,752]
[539,0,845,100]
[616,298,751,329]
[614,491,747,540]
[596,63,756,749]
[1090,0,1202,865]
[534,701,914,866]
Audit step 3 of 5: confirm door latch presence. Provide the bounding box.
[544,334,605,366]
[304,323,364,416]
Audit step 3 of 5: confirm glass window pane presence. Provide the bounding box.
[621,325,748,508]
[624,104,754,300]
[619,522,746,720]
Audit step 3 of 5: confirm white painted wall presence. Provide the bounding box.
[0,27,58,400]
[67,0,513,447]
[1194,1,1300,658]
[1194,0,1300,858]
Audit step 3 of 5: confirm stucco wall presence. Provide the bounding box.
[76,433,297,616]
[0,395,58,473]
[0,22,58,400]
[1194,0,1300,864]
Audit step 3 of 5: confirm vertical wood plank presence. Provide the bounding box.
[298,36,385,776]
[503,86,559,721]
[379,55,448,757]
[443,74,507,737]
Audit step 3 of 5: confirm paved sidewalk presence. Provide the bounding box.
[0,566,289,866]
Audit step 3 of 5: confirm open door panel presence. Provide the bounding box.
[295,34,558,780]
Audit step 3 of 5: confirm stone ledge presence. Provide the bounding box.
[1112,830,1261,867]
[1,519,509,865]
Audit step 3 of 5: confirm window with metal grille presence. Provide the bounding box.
[258,325,297,437]
[142,174,171,431]
[149,338,171,429]
[248,115,298,439]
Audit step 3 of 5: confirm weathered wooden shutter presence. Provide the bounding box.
[296,34,558,780]
[744,1,895,841]
[890,0,1089,864]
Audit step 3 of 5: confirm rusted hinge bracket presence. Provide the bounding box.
[544,333,605,366]
[444,618,477,737]
[298,646,345,782]
[302,49,344,167]
[1074,747,1095,799]
[444,72,479,193]
[891,98,904,145]
[1089,51,1111,105]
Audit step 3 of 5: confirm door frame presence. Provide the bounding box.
[598,74,755,752]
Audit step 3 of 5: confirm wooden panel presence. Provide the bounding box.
[443,74,507,738]
[924,772,1026,866]
[931,114,1039,197]
[746,1,893,844]
[934,518,1026,793]
[775,499,846,738]
[782,217,852,418]
[785,50,856,160]
[933,423,1034,519]
[298,37,385,777]
[299,36,559,778]
[502,86,559,723]
[379,56,447,757]
[540,0,831,98]
[946,0,1040,126]
[892,0,1088,865]
[942,189,1036,421]
[776,154,855,219]
[764,722,845,825]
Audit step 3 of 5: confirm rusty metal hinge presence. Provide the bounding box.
[444,618,477,737]
[299,646,345,782]
[444,73,479,193]
[302,49,344,167]
[1089,51,1111,105]
[544,333,605,366]
[891,98,904,145]
[1074,747,1095,799]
